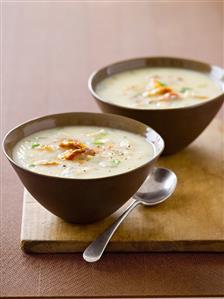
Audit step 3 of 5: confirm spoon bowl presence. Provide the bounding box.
[135,167,177,205]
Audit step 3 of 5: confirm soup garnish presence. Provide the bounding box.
[13,126,154,178]
[96,67,222,109]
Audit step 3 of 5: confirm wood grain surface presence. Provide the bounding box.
[21,120,224,253]
[1,1,224,297]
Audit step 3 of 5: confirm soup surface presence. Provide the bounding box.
[13,126,155,178]
[96,67,222,109]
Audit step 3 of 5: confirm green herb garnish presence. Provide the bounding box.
[158,81,167,87]
[180,87,192,93]
[93,140,105,146]
[31,143,40,148]
[29,164,36,167]
[97,132,108,138]
[111,159,121,167]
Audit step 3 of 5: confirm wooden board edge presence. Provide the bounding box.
[20,239,224,254]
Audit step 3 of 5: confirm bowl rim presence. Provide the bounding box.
[2,111,164,181]
[88,56,224,111]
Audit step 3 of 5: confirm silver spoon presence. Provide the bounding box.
[83,167,177,263]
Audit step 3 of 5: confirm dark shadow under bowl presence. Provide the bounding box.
[3,112,164,223]
[89,57,224,154]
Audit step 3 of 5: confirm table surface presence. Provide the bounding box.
[1,1,224,297]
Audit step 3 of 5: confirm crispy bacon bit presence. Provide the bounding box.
[162,91,180,100]
[58,139,95,161]
[59,139,86,150]
[37,161,60,166]
[37,145,54,152]
[84,148,96,156]
[148,86,172,96]
[58,149,84,160]
[143,79,181,101]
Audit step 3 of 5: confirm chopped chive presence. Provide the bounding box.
[29,164,36,167]
[180,87,192,93]
[111,159,121,167]
[95,132,108,139]
[157,81,167,87]
[93,140,105,146]
[31,143,40,148]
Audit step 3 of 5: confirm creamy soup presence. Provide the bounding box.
[13,126,155,178]
[96,67,222,109]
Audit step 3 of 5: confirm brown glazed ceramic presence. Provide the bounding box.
[88,57,224,154]
[3,112,164,224]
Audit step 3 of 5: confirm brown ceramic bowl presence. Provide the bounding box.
[3,112,164,224]
[89,57,224,154]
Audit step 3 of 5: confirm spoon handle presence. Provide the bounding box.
[83,200,139,262]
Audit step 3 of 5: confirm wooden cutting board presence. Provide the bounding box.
[21,119,224,253]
